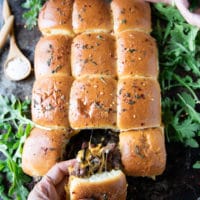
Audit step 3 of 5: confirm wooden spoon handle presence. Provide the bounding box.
[0,15,14,50]
[3,0,11,20]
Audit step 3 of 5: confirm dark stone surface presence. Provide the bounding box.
[0,1,200,200]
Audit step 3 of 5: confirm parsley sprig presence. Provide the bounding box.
[0,96,33,199]
[22,0,45,29]
[152,3,200,148]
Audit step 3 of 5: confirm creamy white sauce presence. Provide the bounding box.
[5,57,30,80]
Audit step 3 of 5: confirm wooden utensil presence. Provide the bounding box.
[0,15,14,49]
[3,32,32,81]
[3,0,31,81]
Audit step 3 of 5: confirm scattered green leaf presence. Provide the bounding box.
[193,161,200,169]
[152,3,200,147]
[0,95,33,199]
[22,0,45,29]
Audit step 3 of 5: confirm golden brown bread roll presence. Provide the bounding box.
[71,33,116,78]
[67,170,127,200]
[38,0,74,36]
[23,0,166,191]
[34,35,72,79]
[69,76,117,129]
[119,127,166,177]
[111,0,151,33]
[22,128,71,177]
[32,74,73,128]
[117,77,161,130]
[72,0,112,34]
[117,30,158,78]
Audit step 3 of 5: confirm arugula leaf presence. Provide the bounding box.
[22,0,45,29]
[152,3,200,147]
[0,96,33,200]
[193,161,200,169]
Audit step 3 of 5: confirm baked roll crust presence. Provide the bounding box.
[22,128,69,177]
[71,33,116,77]
[34,35,72,79]
[72,0,112,33]
[68,170,127,200]
[117,30,158,78]
[69,76,117,129]
[38,0,74,36]
[23,0,166,183]
[119,127,166,176]
[117,77,161,130]
[32,75,73,128]
[111,0,151,33]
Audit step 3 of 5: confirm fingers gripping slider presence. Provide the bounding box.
[67,170,127,200]
[65,132,127,200]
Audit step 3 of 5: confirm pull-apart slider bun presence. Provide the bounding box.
[66,170,127,200]
[24,0,166,199]
[38,0,74,36]
[32,74,73,129]
[120,127,166,177]
[22,128,71,177]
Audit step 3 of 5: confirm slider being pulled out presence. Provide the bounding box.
[65,130,127,200]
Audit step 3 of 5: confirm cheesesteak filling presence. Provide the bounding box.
[65,130,121,177]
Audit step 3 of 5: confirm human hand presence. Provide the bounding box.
[28,159,76,200]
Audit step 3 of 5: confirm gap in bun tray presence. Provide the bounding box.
[65,129,122,178]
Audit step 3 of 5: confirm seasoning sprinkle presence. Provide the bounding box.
[125,92,131,97]
[94,102,102,109]
[128,100,135,105]
[47,56,52,66]
[52,65,63,73]
[103,193,108,200]
[121,19,127,24]
[120,8,125,14]
[134,145,145,158]
[84,58,89,64]
[100,77,107,84]
[45,104,54,111]
[83,58,98,66]
[128,48,136,53]
[82,44,94,49]
[135,94,145,99]
[97,35,104,40]
[122,108,127,112]
[91,60,97,65]
[47,44,53,66]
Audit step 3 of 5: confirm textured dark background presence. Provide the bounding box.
[0,0,200,199]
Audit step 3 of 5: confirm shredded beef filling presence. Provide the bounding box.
[65,130,121,177]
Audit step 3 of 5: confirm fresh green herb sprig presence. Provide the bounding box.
[22,0,45,29]
[0,95,33,199]
[152,3,200,147]
[193,160,200,169]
